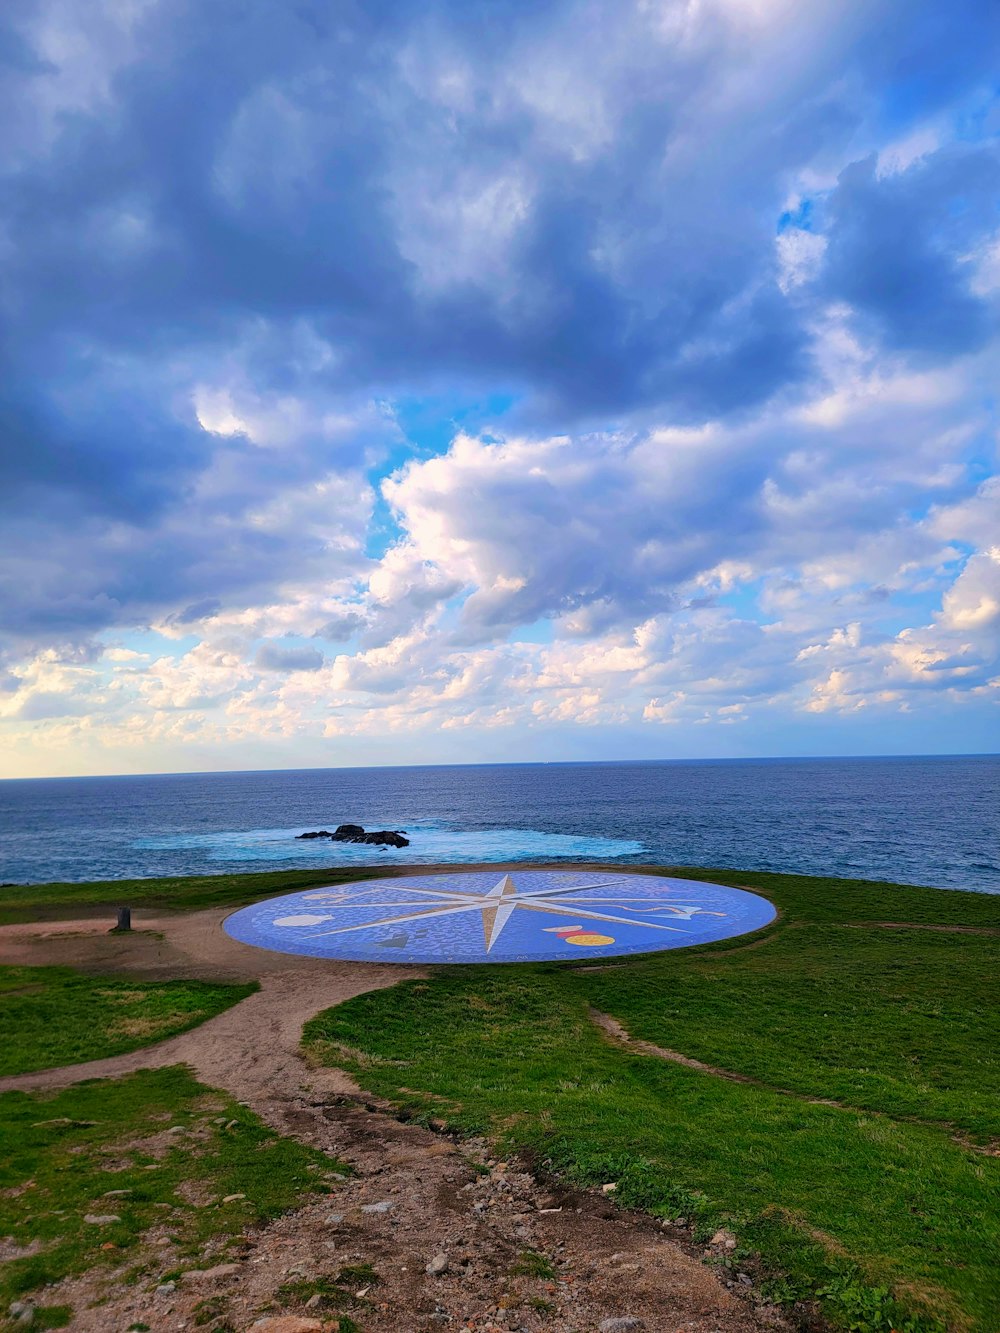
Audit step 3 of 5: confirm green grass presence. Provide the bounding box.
[0,1066,349,1314]
[710,868,1000,929]
[581,926,1000,1142]
[275,1262,379,1314]
[302,869,1000,1333]
[7,861,1000,927]
[0,966,255,1076]
[510,1249,557,1279]
[6,863,1000,1329]
[0,865,392,924]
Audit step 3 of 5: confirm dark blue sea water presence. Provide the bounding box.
[0,756,997,893]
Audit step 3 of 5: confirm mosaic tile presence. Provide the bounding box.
[223,870,777,964]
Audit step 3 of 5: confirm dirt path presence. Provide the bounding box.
[842,921,1000,936]
[0,909,418,1104]
[1,912,785,1333]
[590,1007,846,1103]
[590,1008,1000,1157]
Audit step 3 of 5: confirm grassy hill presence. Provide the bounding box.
[300,868,1000,1332]
[3,862,998,1330]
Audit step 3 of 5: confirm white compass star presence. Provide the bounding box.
[295,873,712,953]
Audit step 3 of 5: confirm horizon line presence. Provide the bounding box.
[2,751,998,783]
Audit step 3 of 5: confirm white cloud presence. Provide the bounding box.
[876,124,942,178]
[940,548,1000,632]
[9,334,997,769]
[776,228,827,292]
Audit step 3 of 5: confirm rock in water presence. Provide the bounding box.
[333,824,409,846]
[295,824,409,847]
[366,830,408,846]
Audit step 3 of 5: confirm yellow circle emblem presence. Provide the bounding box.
[565,931,615,947]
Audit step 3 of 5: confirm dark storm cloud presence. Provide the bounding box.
[821,148,1000,356]
[2,0,999,656]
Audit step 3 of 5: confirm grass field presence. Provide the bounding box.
[0,865,388,925]
[3,861,1000,927]
[0,1065,347,1321]
[0,966,255,1077]
[4,863,998,1330]
[301,868,1000,1333]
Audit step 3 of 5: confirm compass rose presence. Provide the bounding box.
[291,872,720,953]
[225,869,776,964]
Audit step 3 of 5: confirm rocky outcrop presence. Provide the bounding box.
[295,824,409,847]
[342,827,410,847]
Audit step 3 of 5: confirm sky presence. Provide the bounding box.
[1,0,999,779]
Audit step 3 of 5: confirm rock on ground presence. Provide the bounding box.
[248,1318,325,1332]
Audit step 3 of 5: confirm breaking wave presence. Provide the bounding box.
[133,822,644,866]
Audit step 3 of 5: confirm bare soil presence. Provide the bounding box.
[0,910,788,1333]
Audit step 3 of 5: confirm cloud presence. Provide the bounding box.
[382,427,769,635]
[254,642,324,672]
[1,0,999,774]
[819,148,1000,356]
[377,315,992,643]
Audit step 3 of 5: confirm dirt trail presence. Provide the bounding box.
[842,921,1000,936]
[0,911,785,1333]
[0,909,414,1104]
[590,1007,843,1100]
[590,1007,1000,1157]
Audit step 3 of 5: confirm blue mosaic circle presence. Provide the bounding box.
[223,870,776,964]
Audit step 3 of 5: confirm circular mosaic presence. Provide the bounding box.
[223,870,776,964]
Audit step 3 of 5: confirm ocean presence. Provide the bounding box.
[0,756,997,894]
